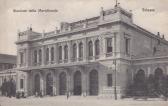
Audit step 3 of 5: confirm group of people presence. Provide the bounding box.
[0,78,16,97]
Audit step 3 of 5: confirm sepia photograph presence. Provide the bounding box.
[0,0,168,106]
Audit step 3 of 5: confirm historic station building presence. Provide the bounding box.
[15,5,168,98]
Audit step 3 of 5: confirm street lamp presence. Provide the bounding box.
[113,59,117,100]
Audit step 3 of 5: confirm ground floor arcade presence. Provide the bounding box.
[23,63,120,98]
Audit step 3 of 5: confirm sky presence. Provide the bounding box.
[0,0,168,55]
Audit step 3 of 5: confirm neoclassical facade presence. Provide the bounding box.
[16,5,168,98]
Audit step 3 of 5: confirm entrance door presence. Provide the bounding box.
[46,73,53,95]
[89,70,99,95]
[59,72,67,95]
[34,74,40,94]
[74,71,82,95]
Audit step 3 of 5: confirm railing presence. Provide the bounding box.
[78,57,83,61]
[88,56,93,60]
[106,52,113,57]
[71,58,77,62]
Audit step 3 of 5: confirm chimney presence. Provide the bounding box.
[157,32,160,37]
[162,34,165,39]
[100,7,104,21]
[42,30,45,37]
[55,27,58,34]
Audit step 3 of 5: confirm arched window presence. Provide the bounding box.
[95,39,100,56]
[59,46,62,60]
[88,41,93,57]
[46,48,49,62]
[64,45,68,61]
[38,49,42,64]
[79,42,83,60]
[34,50,37,64]
[73,43,77,59]
[51,47,54,61]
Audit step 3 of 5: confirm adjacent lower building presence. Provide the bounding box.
[15,5,168,98]
[0,54,17,95]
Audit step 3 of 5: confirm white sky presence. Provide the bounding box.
[0,0,168,55]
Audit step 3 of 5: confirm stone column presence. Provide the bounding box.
[40,71,45,96]
[52,70,57,96]
[48,47,51,64]
[26,45,31,67]
[83,38,87,61]
[24,49,26,66]
[42,46,46,66]
[68,41,72,62]
[55,71,59,95]
[55,44,58,64]
[82,70,87,96]
[113,34,116,56]
[147,67,151,77]
[103,37,107,58]
[67,70,72,95]
[92,39,95,60]
[62,44,64,63]
[37,49,39,65]
[76,41,79,61]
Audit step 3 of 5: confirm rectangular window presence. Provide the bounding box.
[20,79,24,89]
[107,74,112,87]
[106,38,113,53]
[125,38,130,55]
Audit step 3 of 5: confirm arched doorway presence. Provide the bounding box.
[133,69,147,96]
[46,73,53,95]
[73,71,82,95]
[34,74,40,95]
[154,68,164,95]
[154,68,163,79]
[59,72,67,95]
[89,70,99,95]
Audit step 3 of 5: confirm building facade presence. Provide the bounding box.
[0,54,17,95]
[16,5,168,98]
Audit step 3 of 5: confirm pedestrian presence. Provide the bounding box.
[66,91,69,99]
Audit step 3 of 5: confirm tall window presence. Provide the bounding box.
[79,42,83,59]
[51,47,54,61]
[59,46,62,60]
[88,41,93,57]
[73,43,77,59]
[20,52,24,65]
[107,74,112,87]
[64,45,68,60]
[106,38,112,53]
[34,50,37,64]
[39,49,42,64]
[95,40,100,56]
[125,38,130,55]
[46,48,49,62]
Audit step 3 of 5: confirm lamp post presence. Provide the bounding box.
[113,59,117,100]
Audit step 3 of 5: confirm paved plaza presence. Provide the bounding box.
[0,96,168,106]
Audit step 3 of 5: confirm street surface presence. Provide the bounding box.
[0,96,168,106]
